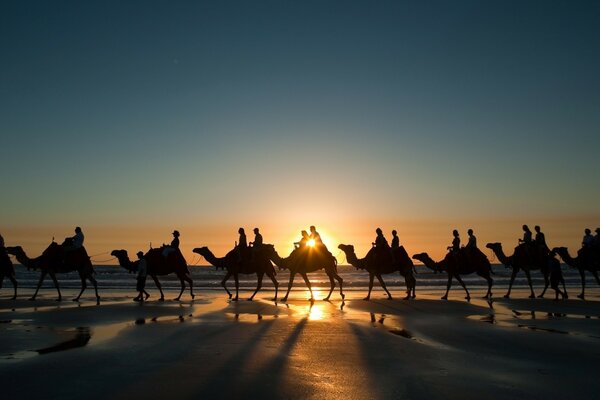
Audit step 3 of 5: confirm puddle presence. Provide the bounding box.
[37,327,91,354]
[0,319,137,362]
[468,305,600,339]
[389,328,413,339]
[226,313,284,323]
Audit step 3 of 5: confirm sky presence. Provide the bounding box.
[1,0,599,264]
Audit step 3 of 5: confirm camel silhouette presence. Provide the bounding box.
[553,246,598,299]
[192,245,279,301]
[486,242,549,299]
[338,244,416,300]
[6,242,99,303]
[412,248,493,300]
[269,246,344,302]
[0,246,17,299]
[110,247,194,301]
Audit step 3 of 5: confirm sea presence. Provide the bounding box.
[6,263,583,293]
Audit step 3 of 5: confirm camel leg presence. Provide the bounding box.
[364,273,375,301]
[323,273,335,301]
[454,274,470,300]
[9,274,18,300]
[233,273,239,301]
[185,274,195,299]
[281,272,297,302]
[49,272,62,301]
[151,275,165,301]
[478,272,493,299]
[591,270,600,290]
[538,271,550,298]
[504,267,519,298]
[441,273,452,300]
[249,272,264,301]
[267,271,278,301]
[524,269,535,298]
[561,276,568,299]
[376,274,393,300]
[577,268,586,299]
[301,273,314,301]
[30,271,47,300]
[407,274,416,299]
[221,271,233,299]
[174,277,185,301]
[73,272,87,302]
[333,270,344,300]
[88,274,100,304]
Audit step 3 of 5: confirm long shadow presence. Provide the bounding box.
[241,317,309,398]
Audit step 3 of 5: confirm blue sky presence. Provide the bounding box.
[1,1,599,259]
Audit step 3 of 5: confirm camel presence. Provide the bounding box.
[6,241,99,303]
[338,244,416,300]
[110,247,194,301]
[486,242,550,299]
[193,245,279,301]
[0,247,17,299]
[269,246,344,302]
[412,248,493,300]
[553,246,598,299]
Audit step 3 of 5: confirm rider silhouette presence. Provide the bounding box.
[294,230,309,249]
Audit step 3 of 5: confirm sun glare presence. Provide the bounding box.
[307,239,316,247]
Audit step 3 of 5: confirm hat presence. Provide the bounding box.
[136,251,144,257]
[173,230,180,236]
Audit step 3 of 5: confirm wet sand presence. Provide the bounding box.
[1,287,599,399]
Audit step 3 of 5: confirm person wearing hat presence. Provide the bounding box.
[134,251,150,302]
[171,230,180,249]
[162,230,181,258]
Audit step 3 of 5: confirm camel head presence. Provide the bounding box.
[485,242,502,252]
[337,244,354,253]
[337,244,361,269]
[411,252,439,272]
[110,249,129,259]
[551,247,569,260]
[5,246,24,257]
[192,247,210,257]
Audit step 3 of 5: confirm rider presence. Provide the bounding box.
[447,229,460,252]
[464,229,477,265]
[447,229,460,265]
[582,228,594,247]
[391,230,399,249]
[391,230,399,264]
[534,225,549,264]
[372,228,389,249]
[294,230,310,249]
[250,228,263,260]
[236,227,247,263]
[71,227,85,249]
[518,224,533,260]
[162,230,180,258]
[519,225,533,245]
[309,226,323,247]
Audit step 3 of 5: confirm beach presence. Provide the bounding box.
[1,286,599,400]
